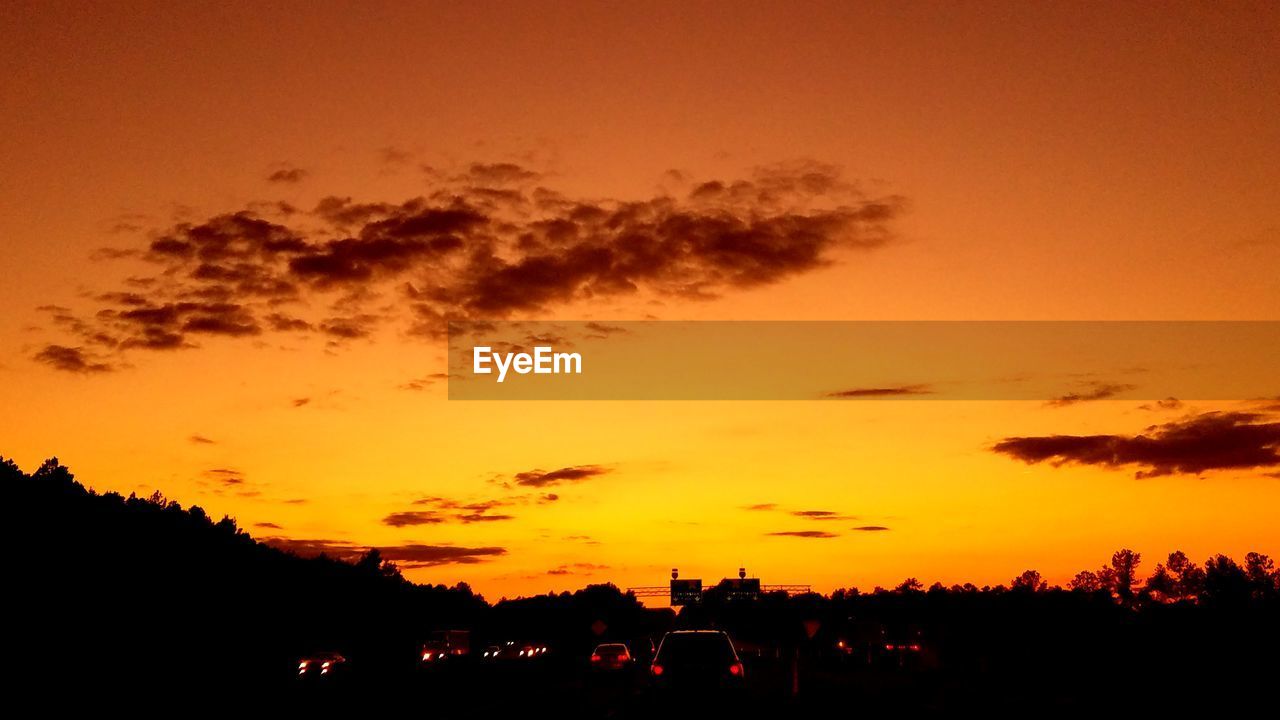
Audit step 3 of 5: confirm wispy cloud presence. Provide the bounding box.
[1045,382,1137,407]
[47,161,905,363]
[766,530,839,539]
[33,345,113,373]
[262,536,506,567]
[511,464,610,488]
[266,165,307,184]
[825,384,932,398]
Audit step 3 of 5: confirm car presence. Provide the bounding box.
[590,642,633,671]
[296,651,348,680]
[649,630,745,691]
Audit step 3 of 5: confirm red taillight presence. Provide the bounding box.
[885,644,895,651]
[728,662,743,676]
[650,663,664,676]
[909,644,921,652]
[590,654,601,663]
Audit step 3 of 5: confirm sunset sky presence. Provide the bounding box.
[3,1,1278,601]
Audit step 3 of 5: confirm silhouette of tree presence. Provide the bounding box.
[1244,552,1277,599]
[1106,549,1141,605]
[1,456,22,481]
[1166,550,1205,601]
[1202,554,1250,605]
[895,577,924,593]
[1145,562,1177,603]
[1069,569,1102,593]
[354,547,404,580]
[3,454,488,690]
[1011,570,1047,592]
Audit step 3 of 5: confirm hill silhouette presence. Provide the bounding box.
[4,456,487,691]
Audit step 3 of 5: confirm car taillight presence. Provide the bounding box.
[885,643,895,651]
[728,663,743,676]
[650,663,664,676]
[909,644,921,652]
[590,654,601,662]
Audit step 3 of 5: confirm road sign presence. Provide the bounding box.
[670,578,702,605]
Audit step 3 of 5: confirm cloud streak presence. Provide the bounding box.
[992,411,1280,478]
[1045,382,1138,407]
[825,384,933,398]
[262,536,506,567]
[766,530,839,538]
[511,464,610,488]
[33,345,112,373]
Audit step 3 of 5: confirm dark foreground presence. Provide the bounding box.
[7,458,1279,714]
[273,648,1275,717]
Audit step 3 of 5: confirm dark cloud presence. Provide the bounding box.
[455,512,515,523]
[465,162,541,185]
[746,504,855,521]
[399,373,455,391]
[292,397,310,408]
[766,530,839,539]
[33,345,113,373]
[382,511,446,527]
[1139,397,1184,411]
[265,313,312,332]
[512,464,609,487]
[584,322,628,338]
[189,435,216,444]
[205,468,245,485]
[394,495,529,524]
[791,510,853,520]
[319,315,378,340]
[546,562,610,576]
[267,166,307,184]
[53,162,904,358]
[825,384,933,398]
[261,537,364,561]
[852,525,891,532]
[1045,382,1138,407]
[262,537,506,567]
[254,521,282,529]
[102,301,263,342]
[378,543,506,568]
[992,411,1280,478]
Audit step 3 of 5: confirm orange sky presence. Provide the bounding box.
[2,1,1279,601]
